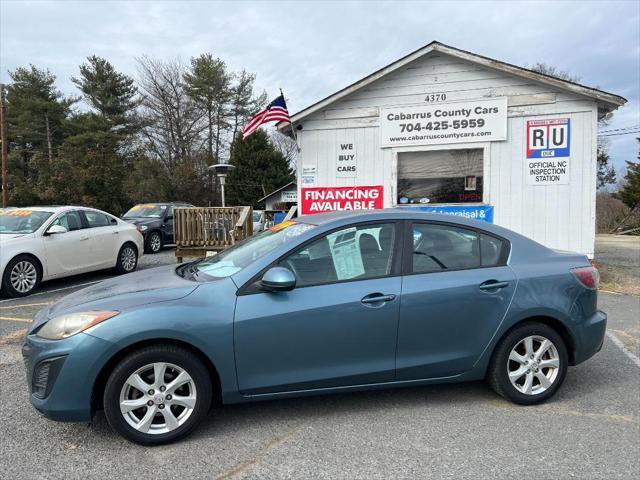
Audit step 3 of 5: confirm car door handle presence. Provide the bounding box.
[112,231,120,235]
[79,236,89,241]
[361,293,396,304]
[479,280,510,291]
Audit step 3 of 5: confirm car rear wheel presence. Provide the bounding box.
[487,322,568,405]
[2,255,41,297]
[115,243,138,274]
[103,345,212,445]
[145,231,162,254]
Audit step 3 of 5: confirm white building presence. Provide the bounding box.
[279,42,626,257]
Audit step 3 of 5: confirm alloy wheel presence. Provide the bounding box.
[507,335,560,395]
[119,362,197,435]
[150,233,161,252]
[121,247,137,271]
[10,261,37,293]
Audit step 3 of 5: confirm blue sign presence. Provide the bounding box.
[398,205,494,223]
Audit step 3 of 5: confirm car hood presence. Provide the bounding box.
[31,265,199,331]
[123,217,161,227]
[0,233,32,243]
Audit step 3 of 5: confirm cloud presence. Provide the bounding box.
[1,0,638,167]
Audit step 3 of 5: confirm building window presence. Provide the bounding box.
[397,149,484,205]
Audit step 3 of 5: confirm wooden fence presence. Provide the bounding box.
[174,206,253,260]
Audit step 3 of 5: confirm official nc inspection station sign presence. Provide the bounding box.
[526,118,571,186]
[379,97,507,147]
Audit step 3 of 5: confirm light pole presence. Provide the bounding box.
[208,163,235,207]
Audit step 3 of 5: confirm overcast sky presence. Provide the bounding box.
[1,0,639,172]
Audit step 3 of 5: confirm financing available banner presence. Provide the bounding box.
[301,186,384,215]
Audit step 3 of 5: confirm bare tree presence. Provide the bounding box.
[270,129,299,172]
[136,56,206,177]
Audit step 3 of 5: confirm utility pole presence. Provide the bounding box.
[0,84,8,208]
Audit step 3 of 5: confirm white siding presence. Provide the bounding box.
[296,53,599,257]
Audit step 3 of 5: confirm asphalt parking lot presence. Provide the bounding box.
[0,250,638,479]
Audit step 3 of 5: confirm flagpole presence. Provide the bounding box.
[280,88,301,152]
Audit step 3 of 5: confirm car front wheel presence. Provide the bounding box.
[103,345,212,445]
[2,255,41,297]
[487,322,568,405]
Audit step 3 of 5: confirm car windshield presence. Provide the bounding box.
[181,221,316,280]
[123,204,167,218]
[0,209,53,234]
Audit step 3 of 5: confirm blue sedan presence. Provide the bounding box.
[22,210,606,444]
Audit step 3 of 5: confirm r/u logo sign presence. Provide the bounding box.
[526,118,571,159]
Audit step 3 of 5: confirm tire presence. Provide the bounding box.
[487,321,568,405]
[145,231,163,254]
[115,243,138,274]
[103,344,212,445]
[1,255,41,298]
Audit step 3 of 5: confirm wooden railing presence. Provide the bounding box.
[174,207,253,258]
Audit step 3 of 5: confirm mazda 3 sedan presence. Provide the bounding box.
[22,210,606,444]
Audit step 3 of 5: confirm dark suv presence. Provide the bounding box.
[122,202,193,253]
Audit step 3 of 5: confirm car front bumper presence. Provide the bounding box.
[22,331,118,422]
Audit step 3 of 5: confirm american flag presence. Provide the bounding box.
[242,94,291,140]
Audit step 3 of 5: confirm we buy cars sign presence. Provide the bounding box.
[301,186,384,215]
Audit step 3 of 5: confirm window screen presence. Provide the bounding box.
[280,223,395,287]
[51,211,83,231]
[397,149,483,205]
[412,223,480,272]
[84,211,111,228]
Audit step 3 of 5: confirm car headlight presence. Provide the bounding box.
[36,311,119,340]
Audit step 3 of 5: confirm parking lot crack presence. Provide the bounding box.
[214,426,302,480]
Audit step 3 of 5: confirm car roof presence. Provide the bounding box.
[297,208,524,238]
[4,205,111,214]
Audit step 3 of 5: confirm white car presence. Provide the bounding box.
[0,206,144,297]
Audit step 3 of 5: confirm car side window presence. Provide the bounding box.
[279,223,396,288]
[480,233,505,266]
[51,211,83,232]
[84,211,111,228]
[412,223,480,273]
[165,205,174,218]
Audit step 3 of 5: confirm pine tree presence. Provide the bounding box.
[618,138,640,211]
[225,130,294,207]
[72,55,138,131]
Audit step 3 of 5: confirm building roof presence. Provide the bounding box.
[279,41,626,130]
[258,181,297,203]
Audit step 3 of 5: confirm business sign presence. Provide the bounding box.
[380,98,507,148]
[301,186,384,215]
[526,118,570,185]
[336,142,357,178]
[301,165,317,186]
[398,205,494,223]
[526,118,570,158]
[281,190,298,202]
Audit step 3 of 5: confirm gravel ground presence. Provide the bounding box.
[595,234,640,296]
[0,249,638,479]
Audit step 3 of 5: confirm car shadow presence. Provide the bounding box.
[78,343,625,446]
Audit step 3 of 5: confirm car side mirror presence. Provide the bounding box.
[165,215,173,222]
[45,225,68,235]
[260,267,296,292]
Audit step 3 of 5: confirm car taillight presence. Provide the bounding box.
[571,266,600,289]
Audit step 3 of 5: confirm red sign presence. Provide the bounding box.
[301,186,384,215]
